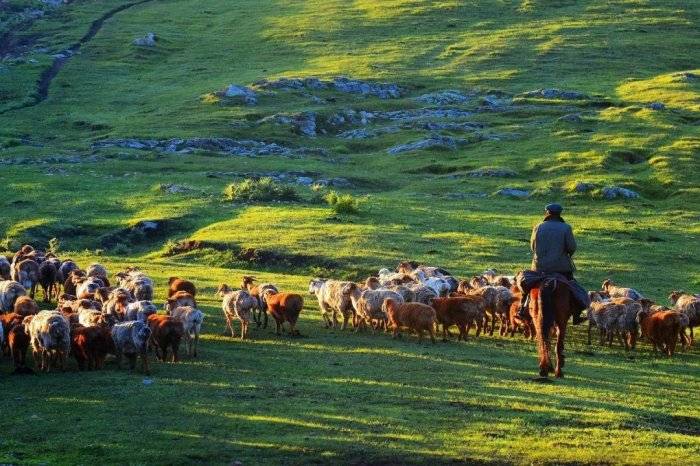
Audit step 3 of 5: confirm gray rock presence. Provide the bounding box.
[332,77,401,99]
[296,176,314,186]
[314,178,353,188]
[647,102,665,111]
[159,184,195,194]
[467,168,517,178]
[338,126,400,139]
[495,188,529,198]
[558,113,583,123]
[134,221,160,233]
[601,186,640,199]
[574,181,596,193]
[480,95,512,109]
[254,76,400,98]
[133,32,157,47]
[414,90,470,105]
[379,108,472,122]
[416,121,483,131]
[223,84,257,105]
[293,112,317,137]
[387,135,464,155]
[94,138,295,157]
[522,89,588,100]
[673,72,698,82]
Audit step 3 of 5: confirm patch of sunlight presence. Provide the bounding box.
[46,396,104,404]
[6,217,51,237]
[353,0,460,20]
[616,70,700,112]
[191,408,342,432]
[536,35,565,55]
[518,0,537,13]
[190,205,382,258]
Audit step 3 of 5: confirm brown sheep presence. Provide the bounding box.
[147,314,184,362]
[71,325,116,370]
[508,287,534,339]
[13,258,40,298]
[431,296,485,341]
[38,260,58,303]
[8,322,30,372]
[468,286,512,336]
[165,291,197,313]
[13,296,39,317]
[168,277,197,298]
[383,298,436,343]
[63,270,86,297]
[264,290,303,336]
[637,308,687,357]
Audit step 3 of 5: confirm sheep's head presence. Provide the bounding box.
[216,284,232,297]
[601,279,613,291]
[20,245,34,254]
[341,282,359,296]
[241,275,257,290]
[396,261,418,274]
[668,291,683,304]
[308,279,326,295]
[168,277,179,285]
[364,277,380,290]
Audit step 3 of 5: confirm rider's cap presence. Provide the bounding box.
[545,203,563,214]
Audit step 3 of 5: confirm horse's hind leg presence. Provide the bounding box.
[555,324,566,378]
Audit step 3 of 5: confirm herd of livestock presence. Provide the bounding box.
[0,245,698,376]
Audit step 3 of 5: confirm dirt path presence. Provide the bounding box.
[1,0,154,114]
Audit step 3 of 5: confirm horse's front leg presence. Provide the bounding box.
[555,323,566,378]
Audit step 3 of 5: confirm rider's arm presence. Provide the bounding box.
[565,225,577,255]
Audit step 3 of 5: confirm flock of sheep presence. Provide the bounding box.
[0,246,698,376]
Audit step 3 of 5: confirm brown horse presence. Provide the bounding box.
[529,278,575,378]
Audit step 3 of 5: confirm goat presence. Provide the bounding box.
[111,320,151,373]
[601,279,644,300]
[241,275,277,329]
[168,276,197,298]
[431,296,486,341]
[169,305,204,357]
[218,284,257,340]
[71,325,116,370]
[383,298,436,343]
[263,290,303,336]
[147,314,184,362]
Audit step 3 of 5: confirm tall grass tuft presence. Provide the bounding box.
[224,178,299,202]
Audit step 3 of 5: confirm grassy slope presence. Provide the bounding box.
[0,0,699,464]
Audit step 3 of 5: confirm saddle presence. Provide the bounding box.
[516,270,590,313]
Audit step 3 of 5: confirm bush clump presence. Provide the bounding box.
[223,178,299,202]
[324,190,360,214]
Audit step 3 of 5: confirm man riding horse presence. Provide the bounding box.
[518,203,586,325]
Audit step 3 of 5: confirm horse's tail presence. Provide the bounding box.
[535,283,554,375]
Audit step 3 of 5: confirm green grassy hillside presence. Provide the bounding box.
[0,0,699,464]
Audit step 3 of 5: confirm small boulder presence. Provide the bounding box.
[224,85,257,105]
[332,77,401,99]
[647,102,665,111]
[414,90,470,105]
[133,32,157,47]
[574,181,596,193]
[495,188,529,198]
[467,168,517,178]
[558,113,583,123]
[387,135,464,155]
[601,186,640,199]
[522,89,588,100]
[292,112,317,137]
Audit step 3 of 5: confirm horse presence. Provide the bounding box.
[528,278,576,378]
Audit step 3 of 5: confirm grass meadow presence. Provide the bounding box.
[0,0,699,464]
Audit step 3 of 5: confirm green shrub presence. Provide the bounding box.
[47,237,60,254]
[223,178,299,202]
[324,190,360,214]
